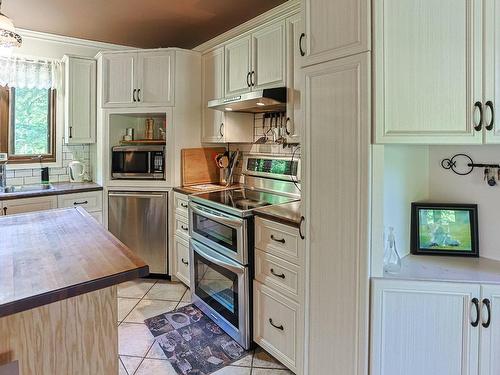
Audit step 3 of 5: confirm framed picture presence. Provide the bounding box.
[411,203,479,257]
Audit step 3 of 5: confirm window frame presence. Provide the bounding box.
[0,86,57,163]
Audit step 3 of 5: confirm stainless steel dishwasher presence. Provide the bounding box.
[108,191,168,274]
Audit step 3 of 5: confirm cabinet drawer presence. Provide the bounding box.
[174,236,190,287]
[175,215,190,240]
[57,191,102,212]
[255,217,302,266]
[254,281,300,372]
[3,196,58,215]
[174,192,189,218]
[255,249,302,301]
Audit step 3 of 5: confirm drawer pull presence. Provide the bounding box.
[482,298,491,328]
[181,225,189,231]
[180,203,188,208]
[471,298,480,327]
[270,268,286,279]
[73,200,88,206]
[271,235,285,244]
[181,258,189,266]
[269,318,284,331]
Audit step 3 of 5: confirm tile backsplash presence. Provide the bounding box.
[6,144,91,186]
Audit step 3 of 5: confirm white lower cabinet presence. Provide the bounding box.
[173,236,190,286]
[2,196,58,215]
[172,192,190,287]
[371,279,500,375]
[57,191,103,224]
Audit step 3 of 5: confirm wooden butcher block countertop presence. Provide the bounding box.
[0,207,149,318]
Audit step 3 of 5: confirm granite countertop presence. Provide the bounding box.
[0,207,148,318]
[0,182,103,201]
[254,200,303,228]
[173,183,242,195]
[378,254,500,285]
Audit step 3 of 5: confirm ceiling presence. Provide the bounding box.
[3,0,287,49]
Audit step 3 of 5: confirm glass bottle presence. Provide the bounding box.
[383,227,401,274]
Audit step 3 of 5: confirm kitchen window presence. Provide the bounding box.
[0,57,58,163]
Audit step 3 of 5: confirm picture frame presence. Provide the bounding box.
[410,203,479,257]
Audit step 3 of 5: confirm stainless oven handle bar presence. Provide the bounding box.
[189,202,243,228]
[108,193,165,199]
[191,240,245,274]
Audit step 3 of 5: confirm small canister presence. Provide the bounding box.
[145,118,154,140]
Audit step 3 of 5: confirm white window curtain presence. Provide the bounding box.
[0,56,62,89]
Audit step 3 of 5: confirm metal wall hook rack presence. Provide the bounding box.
[441,153,500,176]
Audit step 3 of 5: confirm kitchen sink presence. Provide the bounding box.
[2,184,54,194]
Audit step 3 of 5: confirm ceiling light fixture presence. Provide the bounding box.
[0,0,22,49]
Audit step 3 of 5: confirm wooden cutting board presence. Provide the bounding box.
[181,148,225,186]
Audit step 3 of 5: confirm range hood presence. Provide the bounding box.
[208,87,286,113]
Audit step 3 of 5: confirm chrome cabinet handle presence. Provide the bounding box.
[299,216,305,240]
[73,200,88,206]
[485,101,495,131]
[181,258,189,266]
[270,268,285,279]
[471,298,480,327]
[271,235,285,244]
[133,89,137,102]
[299,33,306,57]
[219,123,224,138]
[137,89,141,102]
[247,72,251,87]
[181,203,188,208]
[474,101,484,131]
[269,318,284,331]
[482,298,492,328]
[181,225,189,231]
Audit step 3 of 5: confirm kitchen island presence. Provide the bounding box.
[0,207,148,374]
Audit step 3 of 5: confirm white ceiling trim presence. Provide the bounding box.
[192,0,301,53]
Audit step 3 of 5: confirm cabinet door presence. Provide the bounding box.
[173,236,190,287]
[225,36,252,97]
[371,279,480,375]
[64,57,96,144]
[202,48,225,143]
[101,53,137,108]
[252,22,286,90]
[286,14,303,144]
[303,0,370,66]
[374,0,483,144]
[484,0,500,143]
[479,284,500,375]
[137,51,174,107]
[303,53,370,375]
[3,196,58,215]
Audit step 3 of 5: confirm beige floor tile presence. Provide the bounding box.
[118,298,140,322]
[145,341,168,360]
[252,369,294,375]
[124,299,178,323]
[231,350,253,367]
[118,323,155,357]
[144,280,187,301]
[120,355,143,374]
[253,348,286,369]
[118,279,156,298]
[181,289,192,303]
[118,359,127,375]
[134,358,177,375]
[176,301,191,310]
[213,366,252,374]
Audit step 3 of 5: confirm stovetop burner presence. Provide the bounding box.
[191,188,298,217]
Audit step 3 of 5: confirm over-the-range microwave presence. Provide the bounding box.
[111,145,165,180]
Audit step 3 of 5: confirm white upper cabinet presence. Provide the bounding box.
[225,36,252,97]
[374,0,484,144]
[371,279,480,375]
[202,47,225,143]
[252,22,286,90]
[100,52,136,107]
[100,50,174,108]
[137,51,174,107]
[484,0,500,143]
[285,14,303,144]
[225,21,286,98]
[302,0,370,67]
[63,55,96,144]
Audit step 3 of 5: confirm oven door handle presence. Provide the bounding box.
[191,240,245,274]
[189,202,243,228]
